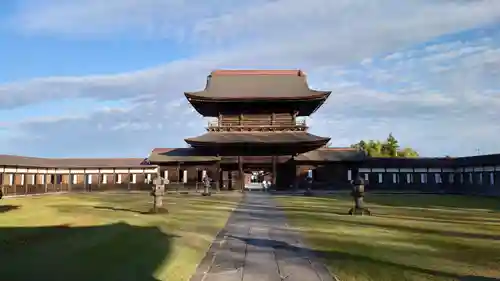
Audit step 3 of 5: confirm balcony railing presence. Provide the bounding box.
[206,119,308,132]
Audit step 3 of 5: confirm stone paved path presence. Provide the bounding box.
[190,193,337,281]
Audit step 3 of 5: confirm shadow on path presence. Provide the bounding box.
[228,234,307,253]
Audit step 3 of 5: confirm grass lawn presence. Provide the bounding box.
[275,193,500,281]
[0,192,241,281]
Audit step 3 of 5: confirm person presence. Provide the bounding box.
[261,180,268,191]
[203,175,211,186]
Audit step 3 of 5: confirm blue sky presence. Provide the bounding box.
[1,0,500,157]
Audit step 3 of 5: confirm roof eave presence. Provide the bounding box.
[184,137,330,147]
[184,91,330,102]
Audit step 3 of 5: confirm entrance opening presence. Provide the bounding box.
[197,169,203,182]
[250,171,266,183]
[179,169,187,183]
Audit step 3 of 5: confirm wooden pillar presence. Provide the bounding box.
[218,166,223,191]
[272,156,277,187]
[23,173,27,195]
[97,170,101,190]
[68,171,72,192]
[294,157,300,190]
[44,172,48,193]
[177,162,181,183]
[238,156,244,191]
[127,169,131,190]
[228,172,233,190]
[215,161,221,192]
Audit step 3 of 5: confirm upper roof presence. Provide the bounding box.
[186,69,330,100]
[185,70,330,116]
[0,154,155,168]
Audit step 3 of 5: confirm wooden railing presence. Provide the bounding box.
[207,119,307,132]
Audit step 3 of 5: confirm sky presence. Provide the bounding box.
[1,0,500,158]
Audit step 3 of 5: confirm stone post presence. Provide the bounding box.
[150,177,167,213]
[202,175,212,196]
[304,176,313,196]
[348,175,372,215]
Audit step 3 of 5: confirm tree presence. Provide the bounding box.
[397,147,419,157]
[350,140,366,151]
[350,133,419,158]
[382,133,399,157]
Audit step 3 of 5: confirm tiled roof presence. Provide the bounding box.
[185,69,329,100]
[0,154,154,168]
[185,132,330,145]
[148,148,220,163]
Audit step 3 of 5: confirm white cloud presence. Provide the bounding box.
[1,0,500,156]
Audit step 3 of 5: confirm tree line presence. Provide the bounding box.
[349,133,419,158]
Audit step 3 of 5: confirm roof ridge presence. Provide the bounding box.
[211,69,304,76]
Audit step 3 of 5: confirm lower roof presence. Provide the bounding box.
[147,147,364,163]
[147,148,220,163]
[295,148,366,162]
[184,132,330,145]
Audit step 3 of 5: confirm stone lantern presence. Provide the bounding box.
[150,177,168,213]
[304,176,314,196]
[202,175,212,196]
[348,174,371,215]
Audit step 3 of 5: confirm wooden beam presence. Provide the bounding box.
[272,156,277,187]
[238,156,244,191]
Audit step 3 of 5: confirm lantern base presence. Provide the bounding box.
[147,207,169,214]
[348,207,372,216]
[202,192,212,196]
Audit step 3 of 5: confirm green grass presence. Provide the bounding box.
[0,192,241,281]
[275,193,500,281]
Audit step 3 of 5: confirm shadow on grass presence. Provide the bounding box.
[321,249,461,280]
[0,205,20,213]
[460,277,500,281]
[316,247,500,281]
[328,216,500,241]
[358,194,500,212]
[0,222,177,281]
[93,205,167,215]
[284,193,500,213]
[227,235,499,281]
